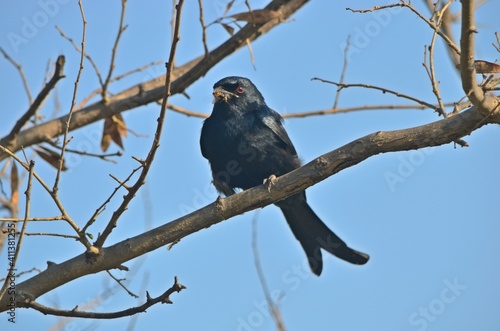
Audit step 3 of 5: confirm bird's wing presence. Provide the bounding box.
[260,110,297,156]
[200,118,212,159]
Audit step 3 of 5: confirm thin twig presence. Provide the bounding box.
[55,25,104,87]
[197,0,209,55]
[311,77,440,111]
[106,270,139,298]
[493,32,500,52]
[0,216,66,222]
[23,232,80,240]
[126,271,151,330]
[74,61,162,111]
[48,1,93,249]
[0,160,34,302]
[0,47,33,103]
[425,0,453,117]
[0,267,42,282]
[333,35,351,109]
[283,102,460,118]
[0,146,82,240]
[164,101,462,119]
[26,277,186,319]
[47,141,122,163]
[424,0,461,67]
[7,56,65,140]
[347,1,461,57]
[53,1,86,193]
[167,103,208,118]
[346,3,403,13]
[251,212,286,331]
[403,1,461,56]
[94,0,185,249]
[81,165,142,235]
[102,0,128,103]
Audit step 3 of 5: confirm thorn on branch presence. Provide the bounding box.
[454,139,469,148]
[116,264,129,271]
[47,261,57,268]
[167,238,181,251]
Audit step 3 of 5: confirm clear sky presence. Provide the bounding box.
[1,1,499,330]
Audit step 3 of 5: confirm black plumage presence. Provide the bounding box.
[200,76,369,275]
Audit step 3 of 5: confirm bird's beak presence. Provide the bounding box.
[212,86,237,104]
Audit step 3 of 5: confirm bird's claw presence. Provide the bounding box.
[263,174,277,193]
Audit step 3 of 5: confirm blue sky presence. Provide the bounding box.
[1,1,499,330]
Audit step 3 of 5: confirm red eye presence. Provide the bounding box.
[236,86,244,93]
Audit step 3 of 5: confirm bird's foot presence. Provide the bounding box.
[263,174,277,193]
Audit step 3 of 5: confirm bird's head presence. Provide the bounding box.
[212,76,265,111]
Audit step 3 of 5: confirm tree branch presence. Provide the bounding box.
[311,78,440,112]
[0,47,33,104]
[25,276,185,319]
[2,102,498,312]
[101,0,128,102]
[282,102,459,119]
[6,56,65,141]
[459,0,499,116]
[424,0,461,68]
[0,0,309,162]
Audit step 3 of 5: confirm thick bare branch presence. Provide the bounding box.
[459,0,499,115]
[2,102,498,312]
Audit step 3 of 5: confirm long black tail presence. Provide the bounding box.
[277,193,369,276]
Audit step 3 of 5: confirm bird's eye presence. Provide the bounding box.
[236,86,244,93]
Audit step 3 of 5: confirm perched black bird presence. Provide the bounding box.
[200,76,369,275]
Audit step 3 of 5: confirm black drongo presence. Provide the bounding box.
[200,76,369,275]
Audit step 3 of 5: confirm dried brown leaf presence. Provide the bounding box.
[101,130,112,152]
[221,23,235,36]
[456,60,500,74]
[113,113,128,138]
[101,115,127,151]
[474,60,500,73]
[35,147,67,171]
[10,162,19,206]
[230,9,282,24]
